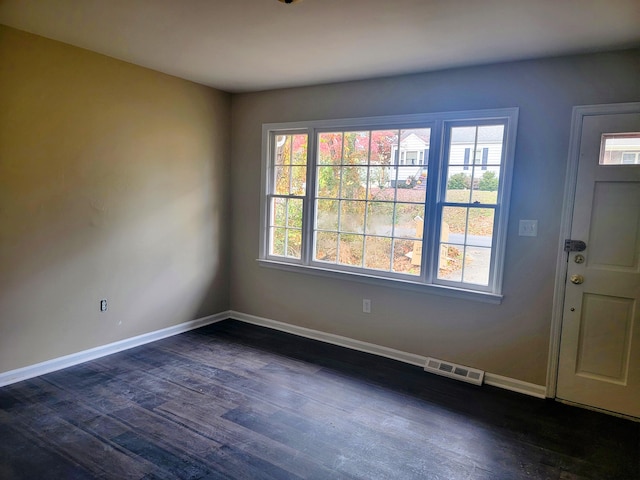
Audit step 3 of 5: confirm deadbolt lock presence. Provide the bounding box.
[564,239,587,252]
[570,274,584,285]
[574,254,585,264]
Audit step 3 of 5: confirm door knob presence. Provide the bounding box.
[570,274,584,285]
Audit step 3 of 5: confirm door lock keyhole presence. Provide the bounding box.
[570,274,584,285]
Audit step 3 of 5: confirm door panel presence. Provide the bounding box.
[576,293,633,383]
[588,182,640,269]
[556,108,640,418]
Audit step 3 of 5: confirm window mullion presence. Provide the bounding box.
[302,130,316,265]
[459,206,471,282]
[283,198,289,258]
[335,132,346,263]
[423,119,444,285]
[362,134,372,269]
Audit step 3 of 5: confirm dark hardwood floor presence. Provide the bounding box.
[0,320,638,479]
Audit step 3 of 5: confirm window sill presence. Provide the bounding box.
[257,259,503,304]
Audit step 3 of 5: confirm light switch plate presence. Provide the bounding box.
[519,220,538,237]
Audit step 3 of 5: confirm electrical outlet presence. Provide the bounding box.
[100,299,107,312]
[363,299,371,313]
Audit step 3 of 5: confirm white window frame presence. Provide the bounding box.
[259,108,518,303]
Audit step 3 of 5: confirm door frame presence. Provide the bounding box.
[547,102,640,398]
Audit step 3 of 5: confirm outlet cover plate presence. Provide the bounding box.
[363,299,371,313]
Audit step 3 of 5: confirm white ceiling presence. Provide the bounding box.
[1,0,639,93]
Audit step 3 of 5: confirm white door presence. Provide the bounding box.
[556,105,640,418]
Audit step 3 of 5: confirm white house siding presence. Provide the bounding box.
[389,140,503,186]
[448,141,503,179]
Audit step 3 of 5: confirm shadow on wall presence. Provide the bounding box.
[0,25,230,373]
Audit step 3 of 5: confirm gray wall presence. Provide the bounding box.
[230,50,640,386]
[0,26,231,373]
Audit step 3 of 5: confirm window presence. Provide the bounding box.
[406,150,418,165]
[266,133,308,259]
[313,128,430,276]
[260,109,518,301]
[600,133,640,165]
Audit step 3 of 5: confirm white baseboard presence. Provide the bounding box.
[229,311,426,367]
[484,373,547,399]
[229,310,547,399]
[1,309,547,400]
[0,311,230,387]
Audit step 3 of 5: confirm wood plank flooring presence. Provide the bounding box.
[1,319,638,479]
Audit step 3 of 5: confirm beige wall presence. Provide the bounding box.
[2,23,639,388]
[230,49,640,385]
[0,26,231,373]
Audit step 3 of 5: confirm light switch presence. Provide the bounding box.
[519,220,538,237]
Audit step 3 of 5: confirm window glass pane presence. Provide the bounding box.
[270,227,286,257]
[366,201,393,235]
[318,132,343,165]
[463,246,491,285]
[400,129,431,160]
[467,208,495,246]
[394,168,427,203]
[442,206,467,243]
[392,239,421,276]
[316,200,338,230]
[340,166,367,199]
[287,229,302,258]
[439,206,494,284]
[450,126,477,160]
[477,125,504,165]
[316,166,341,198]
[394,203,424,239]
[438,243,463,281]
[274,135,291,165]
[600,133,640,165]
[441,206,494,244]
[364,236,392,271]
[446,166,472,203]
[289,166,307,195]
[271,197,286,227]
[339,201,365,234]
[287,199,303,228]
[391,168,421,200]
[275,133,308,166]
[274,165,290,195]
[315,231,337,263]
[291,134,308,165]
[446,125,505,205]
[368,167,394,200]
[370,130,399,165]
[471,168,499,204]
[338,234,364,266]
[343,131,369,165]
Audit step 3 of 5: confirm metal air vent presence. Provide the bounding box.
[424,357,484,386]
